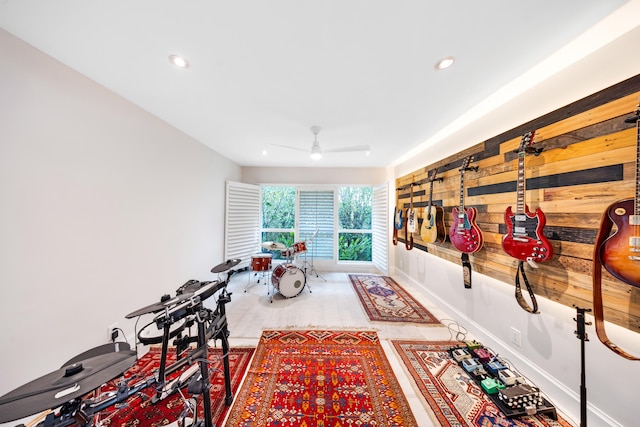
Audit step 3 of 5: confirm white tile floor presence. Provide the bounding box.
[213,265,462,427]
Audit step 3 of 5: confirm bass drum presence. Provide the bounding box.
[271,264,306,298]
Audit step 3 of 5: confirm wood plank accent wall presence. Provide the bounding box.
[395,74,640,332]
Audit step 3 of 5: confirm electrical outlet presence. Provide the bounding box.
[108,322,119,342]
[511,327,522,347]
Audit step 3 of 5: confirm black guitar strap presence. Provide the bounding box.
[461,253,471,289]
[515,261,539,314]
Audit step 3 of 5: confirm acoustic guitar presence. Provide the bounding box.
[449,156,483,253]
[502,131,553,266]
[420,168,446,243]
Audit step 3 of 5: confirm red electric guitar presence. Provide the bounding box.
[449,156,483,253]
[502,131,553,266]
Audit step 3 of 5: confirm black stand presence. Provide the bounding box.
[574,306,591,427]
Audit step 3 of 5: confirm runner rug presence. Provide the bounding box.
[348,274,439,324]
[392,340,574,427]
[94,346,254,426]
[226,330,418,426]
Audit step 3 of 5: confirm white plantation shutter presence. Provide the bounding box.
[299,189,334,260]
[225,181,261,269]
[372,183,388,273]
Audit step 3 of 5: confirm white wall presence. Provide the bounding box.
[0,28,241,402]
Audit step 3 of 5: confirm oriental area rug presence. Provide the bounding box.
[348,274,439,324]
[93,346,254,426]
[225,330,418,426]
[392,340,574,427]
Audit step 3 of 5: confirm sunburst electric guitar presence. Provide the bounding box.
[502,131,553,267]
[421,168,446,243]
[592,98,640,360]
[449,156,483,253]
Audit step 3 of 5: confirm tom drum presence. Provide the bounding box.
[271,264,306,298]
[292,241,307,253]
[251,253,273,272]
[138,317,187,345]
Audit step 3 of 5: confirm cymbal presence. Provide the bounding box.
[0,351,136,423]
[261,241,286,250]
[125,292,193,319]
[211,258,241,273]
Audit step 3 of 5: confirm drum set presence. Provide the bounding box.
[0,259,241,427]
[247,240,312,302]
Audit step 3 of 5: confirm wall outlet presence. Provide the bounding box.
[108,322,119,342]
[510,327,522,347]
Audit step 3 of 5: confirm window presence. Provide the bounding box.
[338,187,372,261]
[261,185,374,263]
[261,186,295,259]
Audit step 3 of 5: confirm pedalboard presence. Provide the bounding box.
[448,343,558,420]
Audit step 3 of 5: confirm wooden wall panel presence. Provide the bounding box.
[395,75,640,333]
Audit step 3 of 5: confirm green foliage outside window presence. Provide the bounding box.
[262,186,295,228]
[338,187,372,229]
[338,233,372,261]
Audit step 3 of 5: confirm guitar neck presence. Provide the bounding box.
[459,170,466,211]
[516,149,526,215]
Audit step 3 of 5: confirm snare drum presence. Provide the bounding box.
[138,317,187,345]
[251,253,273,272]
[271,264,306,298]
[292,241,307,253]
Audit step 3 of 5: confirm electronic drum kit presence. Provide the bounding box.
[0,259,242,427]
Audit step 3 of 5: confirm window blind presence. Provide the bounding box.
[225,181,261,269]
[298,189,334,260]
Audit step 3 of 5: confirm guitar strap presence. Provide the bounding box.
[392,227,398,246]
[515,261,539,314]
[592,208,640,360]
[461,253,472,289]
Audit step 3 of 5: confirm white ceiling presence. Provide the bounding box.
[1,0,639,168]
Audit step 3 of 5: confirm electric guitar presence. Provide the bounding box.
[449,156,483,253]
[599,103,640,287]
[502,131,553,266]
[394,206,403,230]
[407,184,417,233]
[421,168,446,243]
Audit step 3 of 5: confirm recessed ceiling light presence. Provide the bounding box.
[435,56,455,70]
[169,54,190,69]
[262,150,268,156]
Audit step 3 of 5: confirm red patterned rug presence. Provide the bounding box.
[92,346,254,426]
[392,340,575,427]
[348,274,439,324]
[226,330,418,426]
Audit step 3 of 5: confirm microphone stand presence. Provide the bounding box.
[574,306,591,427]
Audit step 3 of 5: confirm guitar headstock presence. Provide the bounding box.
[518,131,536,153]
[625,97,640,123]
[429,167,440,182]
[460,156,474,171]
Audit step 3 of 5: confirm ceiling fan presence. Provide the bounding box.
[270,126,370,160]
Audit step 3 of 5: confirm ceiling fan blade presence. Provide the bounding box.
[323,145,371,153]
[268,143,308,152]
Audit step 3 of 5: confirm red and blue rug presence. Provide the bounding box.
[226,330,418,426]
[392,340,574,427]
[348,274,439,324]
[92,346,254,426]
